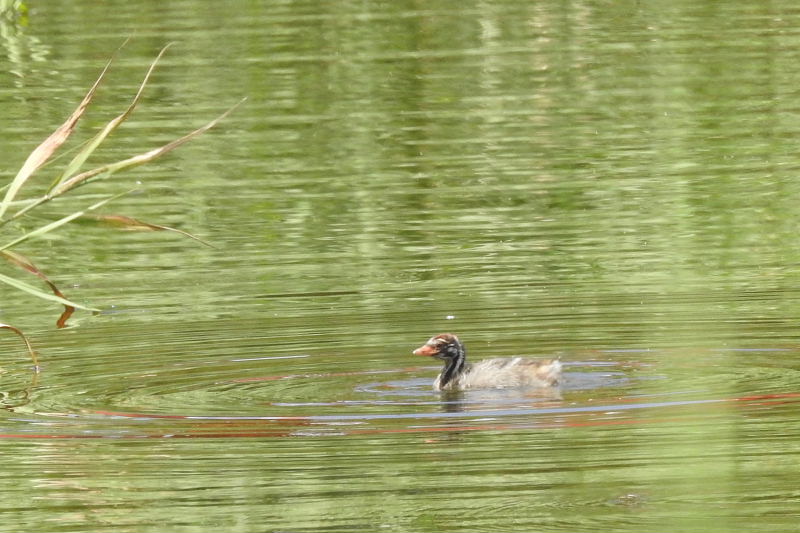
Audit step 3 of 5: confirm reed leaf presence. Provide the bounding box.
[51,98,246,196]
[0,190,132,252]
[48,44,173,193]
[0,271,98,312]
[0,44,241,325]
[0,322,39,371]
[0,250,75,328]
[81,214,214,247]
[0,57,113,221]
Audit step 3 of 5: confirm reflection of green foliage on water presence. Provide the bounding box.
[0,0,26,19]
[0,45,242,369]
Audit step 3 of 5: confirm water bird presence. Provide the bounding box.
[413,333,562,391]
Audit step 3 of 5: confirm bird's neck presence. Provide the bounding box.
[438,345,468,388]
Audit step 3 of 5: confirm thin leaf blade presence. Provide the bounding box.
[0,250,75,328]
[82,214,214,247]
[49,43,173,192]
[0,322,39,372]
[0,57,113,220]
[0,271,99,312]
[52,98,246,196]
[0,190,132,252]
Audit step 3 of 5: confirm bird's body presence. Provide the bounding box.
[413,333,562,391]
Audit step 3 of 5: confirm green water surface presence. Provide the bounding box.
[1,1,799,531]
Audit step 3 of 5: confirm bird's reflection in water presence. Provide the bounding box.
[439,390,468,413]
[438,386,563,414]
[422,387,563,444]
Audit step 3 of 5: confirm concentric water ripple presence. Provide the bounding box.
[5,352,797,440]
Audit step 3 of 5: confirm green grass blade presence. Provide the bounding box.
[0,190,133,252]
[0,196,48,228]
[0,271,99,312]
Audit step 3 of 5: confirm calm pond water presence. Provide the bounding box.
[1,1,800,531]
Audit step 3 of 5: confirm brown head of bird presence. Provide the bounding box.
[413,333,464,360]
[413,333,468,390]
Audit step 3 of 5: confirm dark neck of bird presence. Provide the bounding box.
[438,344,467,388]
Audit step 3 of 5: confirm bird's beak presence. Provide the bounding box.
[413,344,438,357]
